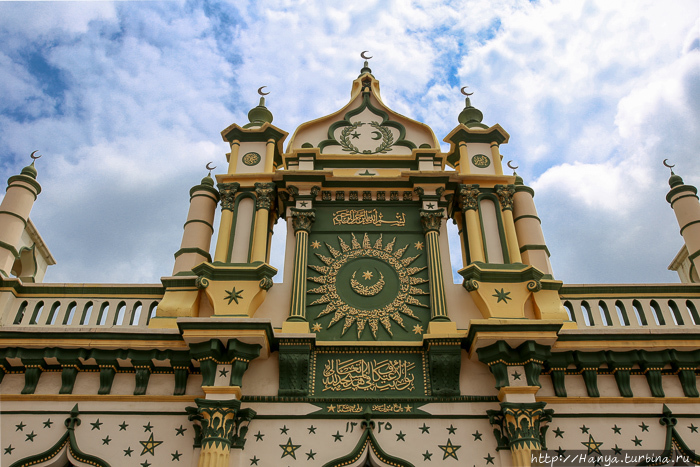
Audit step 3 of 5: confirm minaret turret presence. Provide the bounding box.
[0,155,42,278]
[666,164,700,283]
[512,171,554,276]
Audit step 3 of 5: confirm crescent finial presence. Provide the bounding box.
[30,150,41,160]
[460,86,473,97]
[257,86,270,96]
[507,160,518,171]
[360,51,373,60]
[662,159,675,169]
[206,162,216,174]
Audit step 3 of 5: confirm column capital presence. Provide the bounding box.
[487,401,554,452]
[291,208,316,233]
[495,184,516,211]
[254,182,276,210]
[217,182,240,211]
[420,208,444,234]
[458,184,480,211]
[188,398,241,451]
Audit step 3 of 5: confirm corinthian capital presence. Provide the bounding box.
[495,184,516,211]
[458,184,480,211]
[420,209,444,234]
[254,182,276,211]
[291,208,316,233]
[218,182,240,211]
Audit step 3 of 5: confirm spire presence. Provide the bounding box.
[359,51,373,77]
[458,95,488,129]
[664,160,683,188]
[245,96,273,128]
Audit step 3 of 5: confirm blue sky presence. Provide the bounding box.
[0,0,698,285]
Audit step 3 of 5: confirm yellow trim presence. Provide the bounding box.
[250,205,269,262]
[0,338,187,350]
[202,385,242,399]
[281,321,310,333]
[553,340,700,351]
[181,329,270,352]
[464,209,485,262]
[498,385,539,401]
[490,141,503,176]
[227,139,240,174]
[0,394,198,402]
[501,209,522,264]
[264,139,275,172]
[314,340,426,347]
[214,209,234,262]
[537,396,700,404]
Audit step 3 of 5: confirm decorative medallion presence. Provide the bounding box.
[472,154,490,168]
[307,233,428,338]
[242,152,261,166]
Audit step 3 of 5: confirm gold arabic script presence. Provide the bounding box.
[322,358,416,392]
[332,209,406,227]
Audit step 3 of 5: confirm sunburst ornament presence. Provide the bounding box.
[307,233,428,338]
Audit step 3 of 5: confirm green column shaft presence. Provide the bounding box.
[426,230,448,320]
[289,230,309,321]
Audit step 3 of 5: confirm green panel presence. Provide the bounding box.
[310,348,428,398]
[306,205,429,342]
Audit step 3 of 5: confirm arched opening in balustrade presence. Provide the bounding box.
[668,300,684,326]
[598,301,612,326]
[79,302,94,325]
[686,301,700,325]
[129,302,143,325]
[28,301,44,324]
[581,301,595,326]
[632,300,647,326]
[650,300,665,325]
[113,301,127,325]
[563,301,576,322]
[63,301,78,325]
[146,301,158,325]
[13,301,28,324]
[96,303,110,326]
[614,300,630,326]
[45,302,61,325]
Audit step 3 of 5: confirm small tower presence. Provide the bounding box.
[0,156,54,282]
[666,166,700,283]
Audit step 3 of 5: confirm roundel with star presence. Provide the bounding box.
[307,233,430,339]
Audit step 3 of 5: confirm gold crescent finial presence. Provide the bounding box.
[663,159,676,175]
[360,51,372,60]
[30,150,41,160]
[460,86,473,96]
[507,160,518,171]
[257,86,270,96]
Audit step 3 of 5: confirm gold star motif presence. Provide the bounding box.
[362,270,373,280]
[581,434,603,455]
[139,433,163,456]
[312,323,322,332]
[405,405,412,412]
[438,438,461,460]
[311,241,321,249]
[279,437,301,459]
[414,241,424,250]
[412,324,423,334]
[327,404,336,412]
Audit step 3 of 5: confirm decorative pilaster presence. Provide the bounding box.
[251,182,276,262]
[487,402,553,467]
[420,209,448,321]
[213,182,239,262]
[495,184,522,264]
[285,209,316,330]
[457,184,485,263]
[189,398,240,467]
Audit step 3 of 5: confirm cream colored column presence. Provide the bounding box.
[458,142,471,175]
[0,162,41,277]
[264,138,276,173]
[667,173,700,279]
[491,141,504,175]
[283,208,315,333]
[250,182,275,263]
[513,182,553,275]
[172,175,220,274]
[213,183,239,262]
[495,184,522,264]
[458,184,485,263]
[227,140,240,174]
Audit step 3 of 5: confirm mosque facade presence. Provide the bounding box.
[0,59,699,467]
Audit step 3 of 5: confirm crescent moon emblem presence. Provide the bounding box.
[371,131,382,140]
[360,51,373,60]
[663,159,675,169]
[30,150,41,160]
[350,270,385,296]
[257,86,270,96]
[507,160,519,170]
[206,162,216,171]
[460,86,473,96]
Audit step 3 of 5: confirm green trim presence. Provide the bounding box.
[679,219,700,236]
[459,263,561,290]
[0,240,19,258]
[666,184,698,204]
[193,261,277,283]
[513,214,541,223]
[183,218,214,232]
[173,247,212,262]
[322,425,415,467]
[464,322,563,353]
[0,210,27,227]
[477,193,510,263]
[519,244,551,257]
[7,174,41,196]
[514,185,535,197]
[560,283,700,295]
[178,319,277,351]
[189,183,220,200]
[688,248,700,263]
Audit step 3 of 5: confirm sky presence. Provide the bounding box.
[0,0,698,286]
